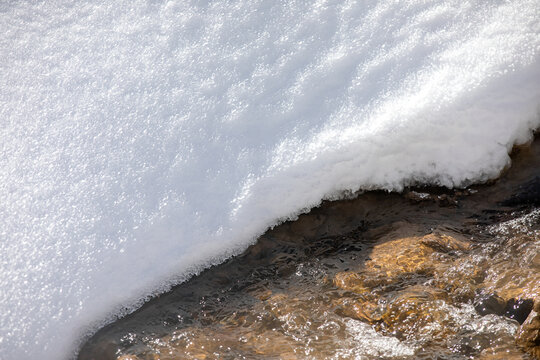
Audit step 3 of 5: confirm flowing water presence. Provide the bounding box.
[3,2,540,358]
[79,139,540,359]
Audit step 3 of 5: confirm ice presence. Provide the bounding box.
[1,0,539,358]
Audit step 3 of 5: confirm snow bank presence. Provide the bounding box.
[1,0,539,358]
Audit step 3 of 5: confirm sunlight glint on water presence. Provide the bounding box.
[1,1,540,358]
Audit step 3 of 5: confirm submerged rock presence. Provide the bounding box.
[501,176,540,207]
[420,233,472,253]
[505,298,535,325]
[474,293,507,316]
[517,299,540,358]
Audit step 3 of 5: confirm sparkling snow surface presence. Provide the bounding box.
[1,0,540,358]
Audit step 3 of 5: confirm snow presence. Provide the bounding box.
[1,0,539,358]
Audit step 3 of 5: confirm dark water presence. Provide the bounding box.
[79,139,540,360]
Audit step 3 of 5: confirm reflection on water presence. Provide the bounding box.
[79,140,540,360]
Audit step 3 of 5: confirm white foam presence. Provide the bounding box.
[1,0,539,358]
[340,319,416,358]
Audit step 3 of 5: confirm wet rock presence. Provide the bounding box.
[449,333,493,357]
[533,252,540,267]
[482,240,540,302]
[500,176,540,207]
[432,256,486,303]
[137,354,159,360]
[421,233,472,253]
[436,193,459,207]
[255,289,273,301]
[78,340,119,360]
[379,286,450,338]
[474,293,507,316]
[333,272,374,295]
[364,235,436,277]
[117,355,146,360]
[263,293,313,333]
[404,190,462,206]
[243,331,298,359]
[333,298,382,323]
[333,272,365,291]
[333,232,465,300]
[404,191,432,202]
[478,346,530,359]
[153,326,299,360]
[504,298,534,324]
[516,299,540,359]
[364,230,472,281]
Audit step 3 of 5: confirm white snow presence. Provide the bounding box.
[1,0,539,358]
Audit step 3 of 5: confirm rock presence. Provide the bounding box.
[421,233,472,253]
[516,299,540,358]
[247,331,298,359]
[430,255,486,303]
[500,176,540,207]
[474,293,507,316]
[404,191,460,206]
[379,286,450,338]
[333,272,370,294]
[478,347,531,359]
[436,193,459,207]
[77,341,119,360]
[504,298,534,324]
[333,298,382,323]
[156,326,298,359]
[254,289,273,301]
[404,191,432,202]
[532,252,540,267]
[482,243,540,302]
[364,235,436,278]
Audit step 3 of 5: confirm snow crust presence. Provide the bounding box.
[1,0,539,358]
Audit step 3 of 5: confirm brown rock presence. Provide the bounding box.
[117,355,142,360]
[433,257,485,302]
[516,299,540,359]
[479,347,530,359]
[483,263,540,301]
[365,235,436,277]
[255,289,273,301]
[421,233,472,253]
[333,298,382,323]
[333,272,370,294]
[380,286,450,338]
